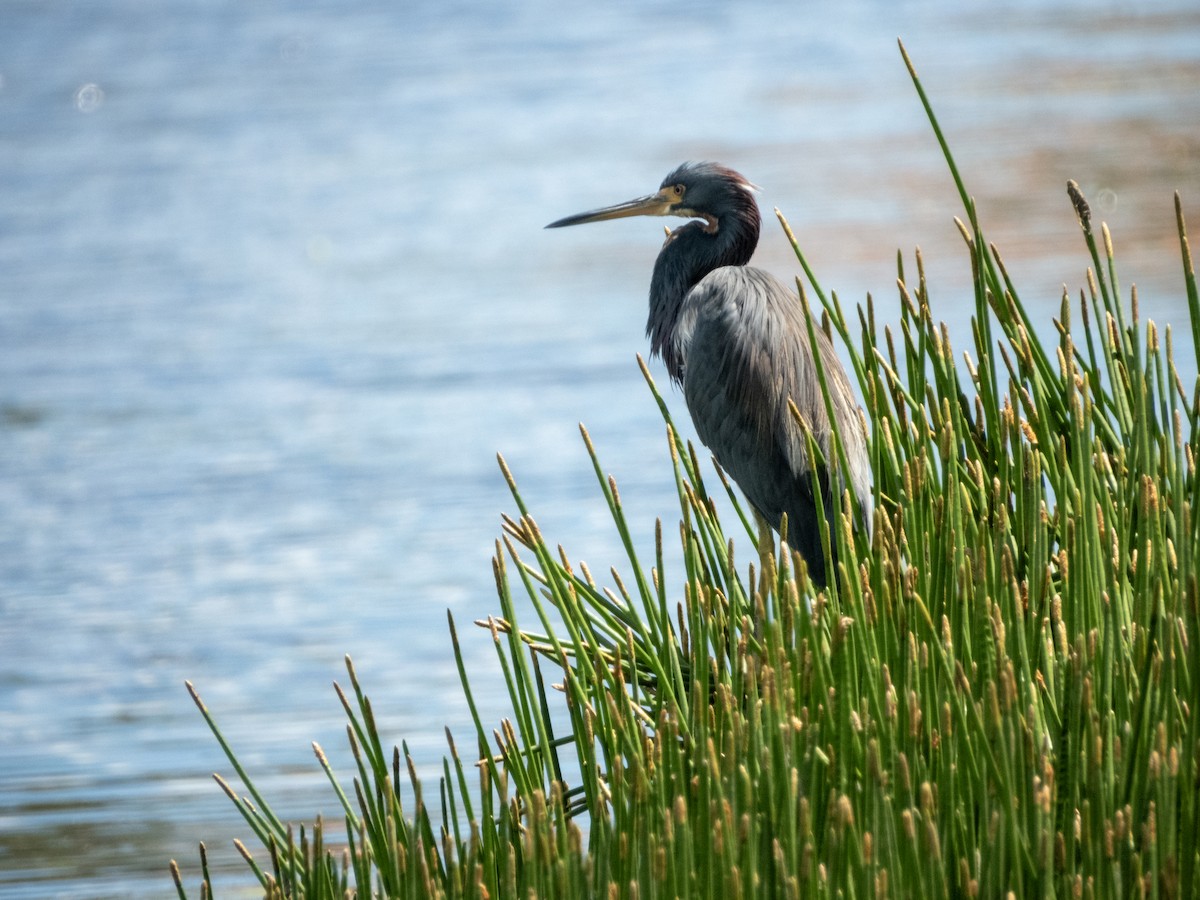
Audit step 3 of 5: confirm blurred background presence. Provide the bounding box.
[1,0,1197,895]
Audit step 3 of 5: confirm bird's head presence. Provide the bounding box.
[546,162,758,235]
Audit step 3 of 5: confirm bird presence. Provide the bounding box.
[546,162,870,587]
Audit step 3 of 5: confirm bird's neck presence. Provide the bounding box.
[647,205,760,382]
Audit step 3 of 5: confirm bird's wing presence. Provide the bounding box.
[679,267,870,553]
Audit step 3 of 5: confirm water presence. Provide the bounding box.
[1,0,1197,894]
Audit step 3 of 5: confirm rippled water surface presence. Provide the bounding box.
[1,0,1198,894]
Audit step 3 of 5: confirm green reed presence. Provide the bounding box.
[173,40,1198,899]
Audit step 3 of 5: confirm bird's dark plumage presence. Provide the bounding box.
[548,162,870,586]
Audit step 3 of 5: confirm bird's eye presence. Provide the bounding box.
[672,184,685,198]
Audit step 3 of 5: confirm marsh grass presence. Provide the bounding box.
[174,41,1199,898]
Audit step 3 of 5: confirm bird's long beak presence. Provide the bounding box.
[545,189,674,229]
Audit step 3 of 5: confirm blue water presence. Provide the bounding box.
[1,0,1197,894]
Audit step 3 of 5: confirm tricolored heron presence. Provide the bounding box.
[547,162,870,586]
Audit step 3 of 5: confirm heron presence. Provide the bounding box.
[547,162,870,587]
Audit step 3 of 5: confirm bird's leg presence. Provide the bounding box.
[754,510,777,587]
[746,510,780,640]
